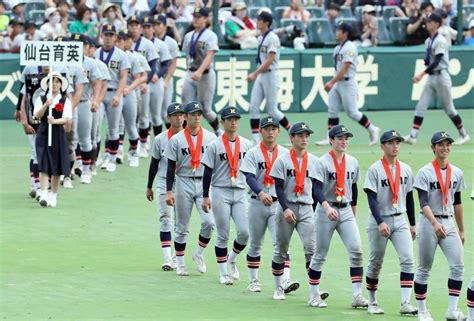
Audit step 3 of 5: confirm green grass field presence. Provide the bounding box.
[1,110,473,321]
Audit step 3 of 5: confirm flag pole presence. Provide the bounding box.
[48,63,53,147]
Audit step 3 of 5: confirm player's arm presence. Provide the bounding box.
[453,191,464,244]
[127,72,143,92]
[71,83,84,109]
[243,171,273,206]
[351,182,358,215]
[116,69,128,98]
[365,188,391,237]
[416,188,446,239]
[406,191,416,240]
[413,53,444,83]
[274,177,296,224]
[253,52,275,76]
[157,59,171,79]
[146,156,159,201]
[164,57,177,86]
[148,58,159,83]
[313,179,339,221]
[20,95,35,134]
[201,164,213,213]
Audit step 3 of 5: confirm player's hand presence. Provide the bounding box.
[412,73,424,83]
[246,72,257,82]
[258,191,273,207]
[192,70,202,81]
[351,206,357,216]
[283,208,297,224]
[202,197,211,213]
[378,222,391,237]
[14,110,21,122]
[166,191,175,206]
[324,206,339,221]
[324,81,334,92]
[410,225,416,240]
[146,188,154,202]
[459,231,464,245]
[140,83,148,94]
[123,87,130,97]
[22,122,36,134]
[151,74,159,84]
[91,101,99,112]
[433,222,446,239]
[112,95,121,107]
[47,116,55,124]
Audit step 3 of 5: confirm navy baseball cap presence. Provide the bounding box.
[193,7,209,17]
[184,101,203,114]
[431,131,454,144]
[221,106,241,120]
[167,102,185,116]
[426,13,442,24]
[55,36,70,42]
[328,125,353,138]
[102,24,116,34]
[257,11,273,24]
[142,16,153,26]
[117,29,132,39]
[380,130,404,144]
[260,116,279,129]
[24,19,36,29]
[71,33,88,44]
[152,14,167,25]
[337,21,353,35]
[86,36,99,47]
[127,15,141,24]
[289,122,313,135]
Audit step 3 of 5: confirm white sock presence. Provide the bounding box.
[283,267,290,283]
[310,284,320,297]
[176,255,185,266]
[352,282,362,296]
[416,299,427,313]
[110,155,117,163]
[368,290,377,303]
[82,164,90,173]
[458,127,467,137]
[195,245,205,256]
[218,262,227,276]
[249,268,258,281]
[401,287,412,303]
[367,124,376,132]
[468,306,474,319]
[162,247,171,260]
[448,295,459,312]
[118,144,123,153]
[274,275,282,289]
[410,128,419,139]
[228,250,238,263]
[251,133,260,142]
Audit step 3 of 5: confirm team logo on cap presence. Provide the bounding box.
[154,15,158,19]
[301,124,307,129]
[107,25,112,30]
[144,17,149,22]
[392,131,398,137]
[441,132,448,137]
[74,34,80,40]
[341,126,347,132]
[230,108,236,113]
[131,15,137,20]
[194,103,200,108]
[194,8,200,13]
[124,28,129,33]
[175,104,181,110]
[267,117,273,123]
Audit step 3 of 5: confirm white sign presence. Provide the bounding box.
[20,41,83,66]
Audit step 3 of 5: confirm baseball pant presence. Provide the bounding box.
[415,71,457,118]
[415,214,464,284]
[138,86,150,131]
[310,205,363,271]
[181,70,217,123]
[248,198,278,258]
[161,80,174,121]
[366,213,414,279]
[103,91,124,141]
[211,187,249,248]
[149,78,164,127]
[249,71,284,121]
[328,79,363,122]
[174,176,215,243]
[28,134,38,164]
[73,101,93,153]
[156,178,174,233]
[122,90,139,140]
[90,103,104,149]
[273,202,314,264]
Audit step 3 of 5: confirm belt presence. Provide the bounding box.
[390,213,403,217]
[265,69,272,73]
[344,77,350,81]
[289,201,311,206]
[189,176,202,180]
[107,88,116,92]
[429,69,445,75]
[79,100,88,103]
[251,195,278,202]
[329,202,349,208]
[434,215,451,218]
[188,68,210,74]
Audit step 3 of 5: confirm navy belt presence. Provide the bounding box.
[189,68,209,74]
[80,100,88,103]
[251,195,277,202]
[434,215,451,218]
[344,77,350,81]
[329,202,349,208]
[429,69,445,75]
[107,88,116,91]
[390,212,403,217]
[189,177,202,180]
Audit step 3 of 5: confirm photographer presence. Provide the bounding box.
[407,1,434,45]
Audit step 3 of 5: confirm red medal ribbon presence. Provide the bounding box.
[260,143,278,188]
[381,157,401,206]
[167,128,173,140]
[290,148,308,196]
[184,127,203,171]
[432,160,451,207]
[330,150,346,199]
[222,134,241,180]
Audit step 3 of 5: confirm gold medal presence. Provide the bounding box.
[336,195,342,202]
[393,203,398,209]
[266,183,271,189]
[296,192,301,197]
[231,176,236,185]
[192,167,196,173]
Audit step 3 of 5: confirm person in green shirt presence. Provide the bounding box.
[68,4,97,38]
[224,2,258,48]
[0,1,10,33]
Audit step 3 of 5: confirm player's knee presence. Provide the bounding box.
[400,256,414,272]
[415,268,431,284]
[449,264,464,281]
[237,230,249,245]
[348,110,362,121]
[368,258,383,273]
[349,249,364,267]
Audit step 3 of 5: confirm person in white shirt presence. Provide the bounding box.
[40,7,66,39]
[0,19,22,52]
[19,20,45,41]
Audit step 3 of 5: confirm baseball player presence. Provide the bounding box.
[246,12,291,145]
[405,13,470,146]
[142,15,172,136]
[182,8,221,135]
[128,15,159,157]
[363,130,418,315]
[468,277,474,321]
[309,125,368,308]
[315,23,380,146]
[146,103,185,271]
[164,101,216,276]
[201,106,251,285]
[413,131,465,321]
[239,116,298,294]
[94,24,131,172]
[70,33,103,184]
[269,122,320,302]
[152,14,181,130]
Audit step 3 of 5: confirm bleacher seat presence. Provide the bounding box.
[273,0,291,6]
[280,18,306,31]
[175,21,191,42]
[464,5,474,28]
[24,1,44,12]
[248,6,263,20]
[389,17,408,44]
[109,0,122,4]
[354,6,363,20]
[382,6,399,28]
[375,17,393,45]
[306,6,325,18]
[340,6,353,17]
[248,0,269,7]
[273,6,287,28]
[26,9,44,24]
[307,18,336,46]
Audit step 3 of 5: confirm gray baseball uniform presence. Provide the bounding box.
[310,152,363,272]
[328,40,363,122]
[240,144,288,259]
[201,135,251,249]
[413,162,465,284]
[364,159,415,280]
[182,28,219,125]
[249,31,284,122]
[134,53,151,141]
[91,58,110,150]
[164,128,216,245]
[270,151,318,264]
[415,34,457,118]
[161,35,181,122]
